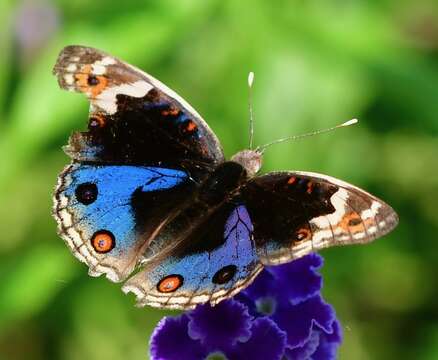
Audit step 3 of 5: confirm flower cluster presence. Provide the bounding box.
[150,254,342,360]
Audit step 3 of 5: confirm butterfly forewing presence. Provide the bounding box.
[241,171,398,265]
[53,45,225,282]
[53,45,224,174]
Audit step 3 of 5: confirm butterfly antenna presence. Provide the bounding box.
[256,118,358,153]
[248,71,255,149]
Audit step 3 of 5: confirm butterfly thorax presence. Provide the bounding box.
[230,149,262,177]
[141,161,248,261]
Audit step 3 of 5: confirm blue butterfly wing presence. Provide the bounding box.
[123,205,262,309]
[54,164,192,281]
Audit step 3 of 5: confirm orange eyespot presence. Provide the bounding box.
[287,177,297,185]
[296,228,311,242]
[89,114,106,129]
[157,275,184,293]
[339,213,365,233]
[91,231,115,253]
[74,64,108,97]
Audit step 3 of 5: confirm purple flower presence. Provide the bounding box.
[150,254,342,359]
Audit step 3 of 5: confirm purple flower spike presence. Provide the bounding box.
[150,254,342,360]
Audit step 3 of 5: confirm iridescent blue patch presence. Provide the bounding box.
[63,164,187,255]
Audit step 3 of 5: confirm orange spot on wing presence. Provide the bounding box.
[306,182,314,194]
[162,108,180,116]
[91,231,115,253]
[338,213,370,234]
[90,76,108,97]
[75,64,108,97]
[75,64,92,88]
[186,120,197,132]
[157,275,183,293]
[295,228,311,243]
[287,176,297,185]
[89,113,106,128]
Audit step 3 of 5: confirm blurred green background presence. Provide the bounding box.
[0,0,437,359]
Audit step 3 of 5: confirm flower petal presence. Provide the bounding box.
[243,254,323,308]
[269,253,323,305]
[242,267,276,300]
[227,317,287,360]
[150,315,208,360]
[284,330,320,360]
[273,295,335,348]
[187,299,252,350]
[312,319,343,360]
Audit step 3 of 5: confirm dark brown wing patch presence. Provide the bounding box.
[53,45,224,177]
[241,171,398,265]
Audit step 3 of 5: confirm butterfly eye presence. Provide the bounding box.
[212,265,237,284]
[75,183,98,205]
[157,275,184,293]
[91,230,115,253]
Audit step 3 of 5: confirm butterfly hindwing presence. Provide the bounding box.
[122,204,262,310]
[53,163,194,282]
[241,171,398,265]
[53,45,223,175]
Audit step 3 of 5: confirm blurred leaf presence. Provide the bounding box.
[0,243,77,332]
[0,0,437,359]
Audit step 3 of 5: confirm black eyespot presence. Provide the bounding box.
[87,75,99,86]
[75,183,98,205]
[212,265,237,284]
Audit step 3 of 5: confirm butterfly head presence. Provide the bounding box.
[231,149,262,177]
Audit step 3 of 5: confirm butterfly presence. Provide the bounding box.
[52,46,398,310]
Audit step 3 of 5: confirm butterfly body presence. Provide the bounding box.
[53,46,398,309]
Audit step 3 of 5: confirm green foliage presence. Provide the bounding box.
[1,0,437,359]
